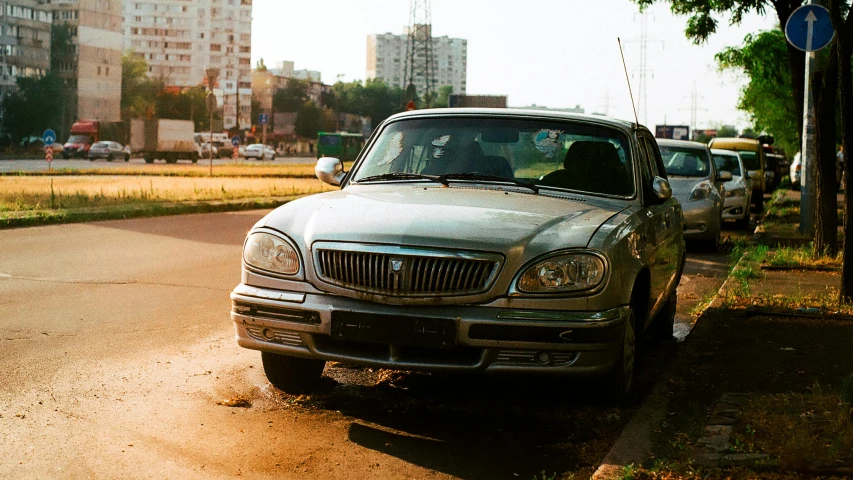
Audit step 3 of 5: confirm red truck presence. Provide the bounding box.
[61,120,126,159]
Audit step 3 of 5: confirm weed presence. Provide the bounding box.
[617,464,637,480]
[531,470,557,480]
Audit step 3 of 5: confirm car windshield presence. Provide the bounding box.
[352,117,634,197]
[67,135,89,144]
[660,146,710,177]
[92,142,109,148]
[713,154,742,176]
[739,151,761,170]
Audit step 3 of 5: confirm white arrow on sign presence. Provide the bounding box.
[805,10,817,52]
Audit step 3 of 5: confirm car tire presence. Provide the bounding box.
[261,352,325,393]
[603,309,636,401]
[124,154,130,162]
[648,293,676,342]
[62,153,69,160]
[107,154,113,162]
[89,156,95,162]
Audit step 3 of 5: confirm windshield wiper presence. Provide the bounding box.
[356,172,447,185]
[438,173,540,194]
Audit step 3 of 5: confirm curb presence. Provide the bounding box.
[592,249,751,480]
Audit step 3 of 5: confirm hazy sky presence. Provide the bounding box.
[251,1,779,130]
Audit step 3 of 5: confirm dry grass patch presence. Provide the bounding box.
[5,161,355,178]
[0,175,333,213]
[764,245,842,270]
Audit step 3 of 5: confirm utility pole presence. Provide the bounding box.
[626,11,664,125]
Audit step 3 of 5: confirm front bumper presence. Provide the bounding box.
[681,199,719,239]
[722,195,749,221]
[231,284,629,375]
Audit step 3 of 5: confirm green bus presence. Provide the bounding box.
[317,132,364,160]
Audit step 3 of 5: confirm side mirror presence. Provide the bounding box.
[718,171,733,182]
[315,157,345,186]
[652,176,672,202]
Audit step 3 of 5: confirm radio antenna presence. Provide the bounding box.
[617,37,640,128]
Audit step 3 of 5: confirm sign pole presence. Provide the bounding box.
[784,2,834,234]
[800,48,816,234]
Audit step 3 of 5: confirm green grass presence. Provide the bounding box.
[765,244,842,269]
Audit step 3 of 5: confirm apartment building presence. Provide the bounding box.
[270,61,321,83]
[0,0,52,99]
[366,25,466,97]
[123,0,252,129]
[40,0,123,128]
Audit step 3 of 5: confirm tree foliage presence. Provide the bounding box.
[1,73,64,143]
[323,79,406,127]
[716,30,799,154]
[155,87,208,130]
[273,79,310,112]
[121,52,162,120]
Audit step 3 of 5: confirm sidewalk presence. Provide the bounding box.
[615,191,853,479]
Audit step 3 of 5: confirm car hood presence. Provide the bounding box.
[260,185,626,253]
[668,176,709,201]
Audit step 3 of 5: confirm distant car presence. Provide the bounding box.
[243,143,276,160]
[199,142,218,158]
[765,153,784,191]
[232,109,687,398]
[712,149,753,229]
[708,137,766,212]
[87,141,130,162]
[658,139,728,250]
[789,153,801,190]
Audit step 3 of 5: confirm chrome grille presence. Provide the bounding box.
[315,247,500,296]
[495,350,578,366]
[245,326,304,347]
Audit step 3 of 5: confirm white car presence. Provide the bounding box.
[712,149,753,229]
[789,153,801,190]
[243,144,276,160]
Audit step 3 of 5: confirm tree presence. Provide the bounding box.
[717,125,739,138]
[273,79,309,112]
[633,0,806,138]
[716,30,800,156]
[256,58,267,72]
[121,52,162,120]
[433,85,454,108]
[293,101,336,139]
[155,87,208,130]
[322,79,406,127]
[1,73,64,143]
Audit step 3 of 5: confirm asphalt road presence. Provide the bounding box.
[0,211,732,479]
[0,156,318,172]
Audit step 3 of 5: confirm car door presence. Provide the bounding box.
[639,134,681,318]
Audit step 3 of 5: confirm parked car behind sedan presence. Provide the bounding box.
[657,139,728,250]
[87,141,130,162]
[711,149,752,229]
[708,137,766,212]
[243,143,275,160]
[231,108,687,399]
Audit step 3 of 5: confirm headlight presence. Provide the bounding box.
[243,232,300,275]
[687,181,712,201]
[517,252,606,293]
[725,186,746,198]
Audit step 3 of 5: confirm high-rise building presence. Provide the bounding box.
[0,0,52,99]
[269,61,321,83]
[41,0,123,131]
[123,0,252,129]
[367,27,466,97]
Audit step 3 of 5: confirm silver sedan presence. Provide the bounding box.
[712,148,752,229]
[231,109,686,399]
[657,139,728,250]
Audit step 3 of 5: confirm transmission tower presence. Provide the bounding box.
[680,81,708,137]
[627,11,663,125]
[404,0,436,106]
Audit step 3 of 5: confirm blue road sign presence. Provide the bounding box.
[231,136,241,147]
[786,4,834,52]
[42,129,56,146]
[259,113,269,125]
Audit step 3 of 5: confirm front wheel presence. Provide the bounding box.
[124,154,130,162]
[603,310,636,400]
[261,352,325,393]
[106,154,114,162]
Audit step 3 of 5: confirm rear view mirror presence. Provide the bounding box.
[652,176,672,202]
[718,171,733,182]
[316,157,345,186]
[481,128,519,143]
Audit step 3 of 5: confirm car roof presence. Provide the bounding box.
[381,108,644,134]
[708,137,761,150]
[710,148,740,156]
[656,138,708,149]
